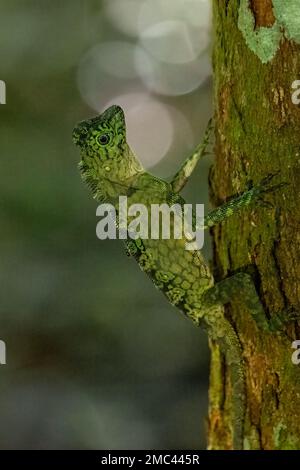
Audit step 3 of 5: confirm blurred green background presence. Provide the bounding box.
[0,0,213,449]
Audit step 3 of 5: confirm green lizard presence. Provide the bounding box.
[73,105,290,450]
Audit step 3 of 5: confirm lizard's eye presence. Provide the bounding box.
[97,133,111,146]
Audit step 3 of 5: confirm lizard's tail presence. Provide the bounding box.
[205,311,245,450]
[219,318,245,450]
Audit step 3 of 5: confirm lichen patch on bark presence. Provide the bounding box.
[238,0,300,64]
[238,0,281,64]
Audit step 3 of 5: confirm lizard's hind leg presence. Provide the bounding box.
[202,272,270,331]
[202,272,298,333]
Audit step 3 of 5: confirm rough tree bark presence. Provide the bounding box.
[208,0,300,449]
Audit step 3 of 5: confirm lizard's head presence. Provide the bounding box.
[73,105,126,159]
[73,105,143,200]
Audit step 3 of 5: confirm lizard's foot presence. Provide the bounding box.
[256,172,289,201]
[268,306,300,332]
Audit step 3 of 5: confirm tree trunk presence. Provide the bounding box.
[208,0,300,450]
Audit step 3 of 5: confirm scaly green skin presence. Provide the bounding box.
[73,105,289,450]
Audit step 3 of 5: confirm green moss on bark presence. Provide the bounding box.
[209,0,300,450]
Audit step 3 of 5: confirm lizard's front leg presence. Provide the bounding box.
[170,119,213,193]
[203,173,287,229]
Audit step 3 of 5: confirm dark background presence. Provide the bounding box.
[0,0,212,449]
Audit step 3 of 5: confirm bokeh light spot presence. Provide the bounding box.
[140,20,209,65]
[77,42,144,110]
[104,0,143,37]
[135,47,211,97]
